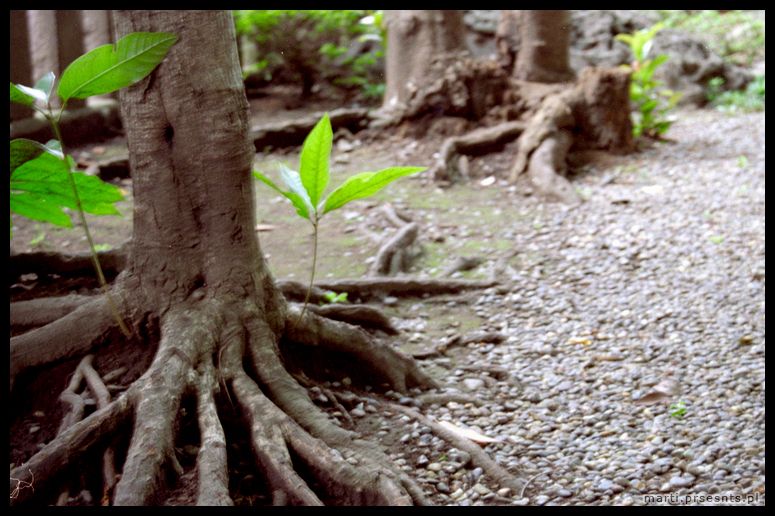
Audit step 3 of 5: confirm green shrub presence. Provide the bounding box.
[616,23,683,139]
[707,74,765,112]
[234,10,385,100]
[654,10,765,67]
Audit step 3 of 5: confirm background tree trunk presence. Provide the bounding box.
[10,10,33,121]
[383,10,467,109]
[514,10,574,83]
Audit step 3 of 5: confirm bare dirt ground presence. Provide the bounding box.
[10,84,765,505]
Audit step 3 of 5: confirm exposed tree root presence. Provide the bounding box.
[9,388,134,506]
[10,236,501,507]
[80,356,119,504]
[113,304,219,505]
[509,67,633,203]
[284,305,437,394]
[442,256,485,277]
[388,403,525,496]
[10,294,119,391]
[411,330,507,359]
[370,223,419,276]
[313,278,498,302]
[415,391,485,407]
[430,121,525,183]
[375,52,512,127]
[11,294,95,331]
[250,107,371,151]
[11,284,445,505]
[380,203,413,228]
[509,92,580,203]
[193,359,232,506]
[306,303,399,335]
[9,245,127,283]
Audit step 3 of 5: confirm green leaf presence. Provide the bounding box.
[253,169,312,220]
[33,71,56,102]
[58,31,177,101]
[10,82,36,106]
[299,113,332,209]
[10,192,72,228]
[322,166,425,215]
[11,152,124,221]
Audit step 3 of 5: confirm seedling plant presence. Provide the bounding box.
[253,113,425,320]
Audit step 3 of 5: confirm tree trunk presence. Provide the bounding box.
[514,10,574,84]
[10,10,33,121]
[383,10,467,109]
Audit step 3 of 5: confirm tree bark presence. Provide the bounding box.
[114,10,269,311]
[514,10,574,84]
[383,10,467,109]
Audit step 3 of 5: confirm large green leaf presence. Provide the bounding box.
[253,168,312,221]
[10,192,72,228]
[11,152,124,223]
[299,113,332,209]
[58,32,177,101]
[321,166,425,215]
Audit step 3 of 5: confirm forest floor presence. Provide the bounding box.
[10,89,765,505]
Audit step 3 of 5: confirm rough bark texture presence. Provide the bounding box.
[514,10,575,84]
[382,10,467,110]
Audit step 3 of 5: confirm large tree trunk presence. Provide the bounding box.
[382,10,467,110]
[514,10,574,84]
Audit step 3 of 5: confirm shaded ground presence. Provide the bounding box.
[10,84,765,505]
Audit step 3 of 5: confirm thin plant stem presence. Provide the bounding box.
[296,219,319,326]
[48,111,131,337]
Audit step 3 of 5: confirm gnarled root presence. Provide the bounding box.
[11,294,95,331]
[12,289,439,506]
[430,121,525,183]
[284,305,437,393]
[10,294,120,391]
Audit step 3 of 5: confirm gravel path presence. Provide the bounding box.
[378,108,765,506]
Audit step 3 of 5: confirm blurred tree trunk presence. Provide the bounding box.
[10,10,33,121]
[513,10,574,83]
[382,10,467,109]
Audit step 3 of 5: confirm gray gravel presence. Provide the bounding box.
[385,108,765,506]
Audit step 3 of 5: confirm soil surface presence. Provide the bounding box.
[10,84,765,505]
